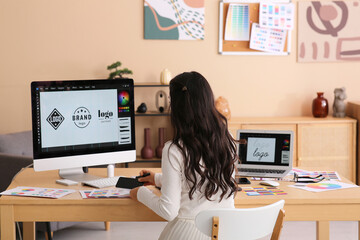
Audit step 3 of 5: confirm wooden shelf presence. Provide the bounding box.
[134,82,169,87]
[135,111,170,116]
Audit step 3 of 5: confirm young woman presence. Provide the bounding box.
[130,71,238,240]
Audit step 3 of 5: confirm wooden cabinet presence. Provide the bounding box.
[346,101,360,184]
[228,116,357,182]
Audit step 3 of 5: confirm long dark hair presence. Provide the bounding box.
[169,71,238,201]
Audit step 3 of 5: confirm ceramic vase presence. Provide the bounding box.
[160,69,172,85]
[155,128,165,158]
[312,92,328,118]
[141,128,153,159]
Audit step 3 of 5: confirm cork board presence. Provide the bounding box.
[219,0,291,55]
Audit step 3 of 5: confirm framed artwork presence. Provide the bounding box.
[144,0,205,40]
[298,1,360,62]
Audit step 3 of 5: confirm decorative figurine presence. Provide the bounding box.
[136,103,147,113]
[155,90,168,113]
[333,87,347,118]
[215,96,231,120]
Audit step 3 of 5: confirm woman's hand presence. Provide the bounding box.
[129,187,140,201]
[137,170,156,186]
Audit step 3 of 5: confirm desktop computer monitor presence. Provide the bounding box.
[31,79,136,181]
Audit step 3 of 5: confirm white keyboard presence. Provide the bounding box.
[82,176,120,188]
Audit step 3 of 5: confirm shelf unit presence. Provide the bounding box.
[130,83,172,167]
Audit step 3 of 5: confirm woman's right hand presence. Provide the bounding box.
[137,170,156,186]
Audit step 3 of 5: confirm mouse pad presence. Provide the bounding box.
[241,186,287,196]
[116,177,144,189]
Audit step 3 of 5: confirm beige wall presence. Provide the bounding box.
[1,0,359,134]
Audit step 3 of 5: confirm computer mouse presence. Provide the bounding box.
[259,180,280,187]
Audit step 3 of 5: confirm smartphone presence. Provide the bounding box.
[116,177,144,189]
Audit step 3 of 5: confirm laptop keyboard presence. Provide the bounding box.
[239,168,286,174]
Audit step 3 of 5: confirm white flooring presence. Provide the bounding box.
[35,221,358,240]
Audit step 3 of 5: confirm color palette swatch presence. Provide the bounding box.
[0,186,75,199]
[88,188,130,198]
[225,4,250,41]
[249,23,287,53]
[242,186,287,196]
[290,181,358,192]
[259,2,294,30]
[297,171,341,181]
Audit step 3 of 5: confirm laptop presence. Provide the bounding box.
[236,129,294,178]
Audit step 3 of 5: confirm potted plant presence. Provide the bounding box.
[107,61,133,79]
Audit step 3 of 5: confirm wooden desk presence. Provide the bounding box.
[1,168,360,240]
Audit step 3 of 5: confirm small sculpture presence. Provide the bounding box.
[136,103,147,113]
[215,96,231,120]
[155,90,168,113]
[333,87,347,118]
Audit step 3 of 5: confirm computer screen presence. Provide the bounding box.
[236,129,293,178]
[31,79,136,180]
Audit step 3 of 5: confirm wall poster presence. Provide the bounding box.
[298,1,360,62]
[144,0,205,40]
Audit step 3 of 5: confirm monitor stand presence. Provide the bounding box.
[59,164,116,182]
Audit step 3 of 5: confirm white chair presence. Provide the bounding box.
[195,200,285,240]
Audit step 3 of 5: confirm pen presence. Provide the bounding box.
[135,172,151,179]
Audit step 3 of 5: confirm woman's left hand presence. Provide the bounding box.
[129,187,141,201]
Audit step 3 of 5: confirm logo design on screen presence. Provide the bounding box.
[72,107,91,128]
[46,109,65,130]
[98,110,114,122]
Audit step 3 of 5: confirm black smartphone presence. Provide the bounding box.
[116,177,144,189]
[237,178,251,184]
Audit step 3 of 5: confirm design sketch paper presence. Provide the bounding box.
[0,186,76,199]
[250,23,287,52]
[225,4,250,41]
[289,181,358,192]
[259,2,294,30]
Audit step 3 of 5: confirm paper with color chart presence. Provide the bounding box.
[259,2,294,30]
[224,4,250,41]
[88,188,130,198]
[249,23,287,53]
[0,186,76,199]
[289,181,358,192]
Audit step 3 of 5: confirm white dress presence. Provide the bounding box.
[137,141,235,240]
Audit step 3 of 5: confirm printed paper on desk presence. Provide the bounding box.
[249,23,287,53]
[89,188,130,198]
[0,186,76,199]
[290,181,358,192]
[259,2,295,30]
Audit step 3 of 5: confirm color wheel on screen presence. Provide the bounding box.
[118,91,130,106]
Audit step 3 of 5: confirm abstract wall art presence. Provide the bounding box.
[144,0,205,40]
[298,1,360,62]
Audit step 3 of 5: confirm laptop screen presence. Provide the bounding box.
[237,130,293,167]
